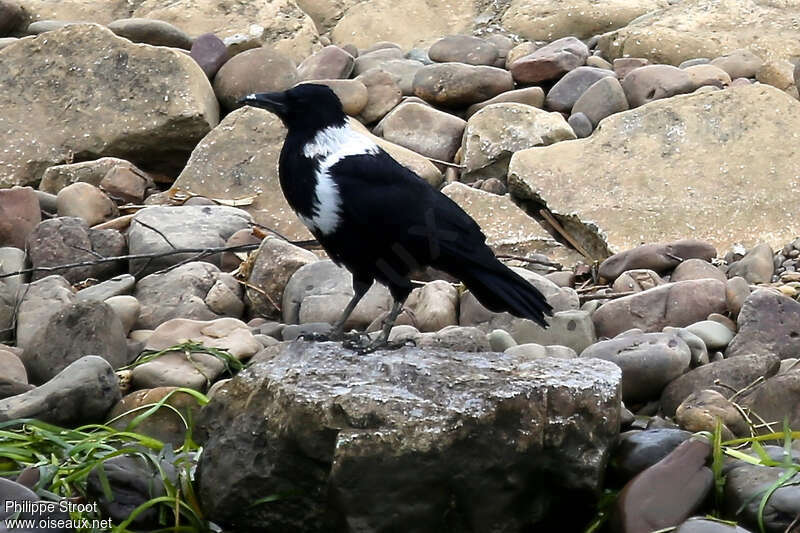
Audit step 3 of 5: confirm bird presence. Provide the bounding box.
[240,83,552,352]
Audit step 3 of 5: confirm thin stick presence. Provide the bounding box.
[579,291,635,302]
[538,209,594,261]
[0,244,261,279]
[495,253,561,269]
[425,157,464,169]
[133,218,177,249]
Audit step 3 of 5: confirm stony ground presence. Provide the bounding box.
[0,1,799,532]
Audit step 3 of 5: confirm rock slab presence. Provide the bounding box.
[0,24,219,186]
[198,342,621,532]
[508,85,800,254]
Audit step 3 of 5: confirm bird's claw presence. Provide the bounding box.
[353,336,416,355]
[299,332,331,342]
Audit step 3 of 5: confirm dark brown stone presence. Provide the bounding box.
[599,239,717,281]
[190,33,229,78]
[660,353,780,416]
[726,289,800,360]
[509,36,588,83]
[612,438,713,533]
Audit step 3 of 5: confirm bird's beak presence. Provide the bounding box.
[239,92,287,115]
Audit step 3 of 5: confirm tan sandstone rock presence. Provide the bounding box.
[21,0,132,24]
[441,182,576,262]
[330,0,476,50]
[502,0,668,41]
[172,108,443,240]
[134,0,319,62]
[596,0,800,66]
[0,24,218,187]
[508,85,800,255]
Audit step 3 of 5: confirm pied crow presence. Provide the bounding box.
[241,84,552,351]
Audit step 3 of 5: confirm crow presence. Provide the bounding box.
[241,84,552,351]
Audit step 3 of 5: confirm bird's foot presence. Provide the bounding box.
[299,331,332,342]
[341,330,371,350]
[353,335,416,355]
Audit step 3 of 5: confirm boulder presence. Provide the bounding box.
[545,66,616,113]
[592,280,727,338]
[297,45,354,80]
[14,275,75,358]
[39,157,136,194]
[413,63,514,107]
[508,85,800,254]
[440,183,571,260]
[660,354,780,416]
[282,260,392,328]
[170,107,316,241]
[107,17,193,49]
[109,387,204,447]
[501,0,668,41]
[352,47,404,76]
[348,119,444,187]
[378,102,466,163]
[465,87,545,118]
[212,46,298,110]
[197,341,621,531]
[131,317,260,390]
[298,79,368,115]
[611,428,693,482]
[26,217,125,283]
[0,356,120,425]
[622,64,694,107]
[190,33,229,78]
[0,24,218,186]
[572,76,629,127]
[330,0,475,50]
[134,262,244,329]
[128,205,253,276]
[727,242,774,283]
[581,331,691,403]
[245,237,318,319]
[25,300,129,384]
[596,0,800,66]
[726,289,800,360]
[723,464,800,533]
[0,186,40,250]
[599,240,716,281]
[134,0,319,62]
[428,35,498,66]
[613,438,713,533]
[508,36,588,84]
[461,103,576,182]
[56,182,118,226]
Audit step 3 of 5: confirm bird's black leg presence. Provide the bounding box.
[329,277,372,341]
[359,299,406,353]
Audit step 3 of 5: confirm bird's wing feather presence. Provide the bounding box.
[330,150,488,257]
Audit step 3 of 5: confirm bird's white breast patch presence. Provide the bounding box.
[300,125,379,235]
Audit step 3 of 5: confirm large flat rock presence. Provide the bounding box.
[596,0,800,65]
[0,24,218,187]
[171,107,310,241]
[330,0,476,50]
[441,182,578,262]
[502,0,667,41]
[508,85,800,256]
[198,341,621,532]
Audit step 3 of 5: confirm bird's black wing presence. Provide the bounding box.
[328,150,552,326]
[330,150,489,263]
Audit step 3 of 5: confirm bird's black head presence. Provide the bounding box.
[239,83,347,131]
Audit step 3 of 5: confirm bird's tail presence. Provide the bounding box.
[458,260,553,328]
